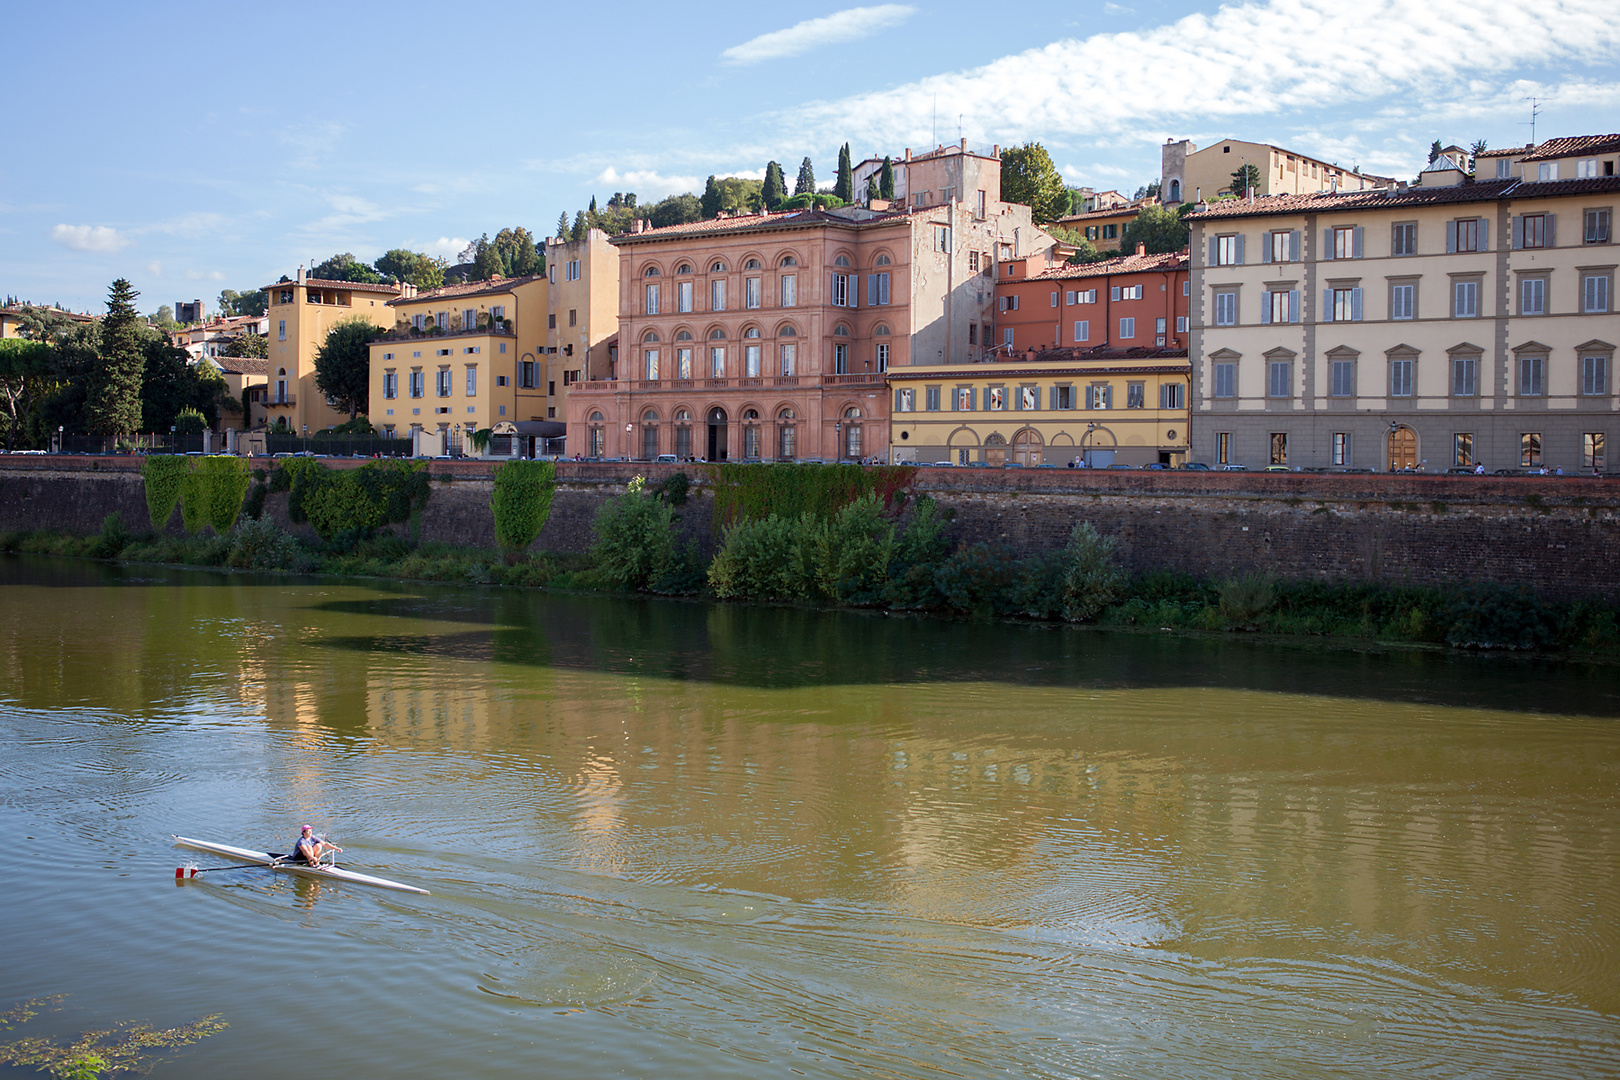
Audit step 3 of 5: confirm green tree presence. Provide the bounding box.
[493,227,540,276]
[12,305,78,342]
[1118,204,1191,254]
[1045,225,1111,264]
[1469,138,1488,173]
[0,338,57,451]
[218,288,268,317]
[879,156,894,200]
[556,212,568,239]
[309,253,382,284]
[834,143,853,202]
[1000,142,1069,224]
[570,211,587,241]
[794,156,815,195]
[374,249,447,289]
[313,316,378,420]
[151,305,177,331]
[1428,139,1443,164]
[648,193,702,228]
[701,175,723,218]
[471,234,503,281]
[140,330,218,433]
[224,333,269,359]
[86,279,145,438]
[762,160,787,210]
[1229,163,1262,196]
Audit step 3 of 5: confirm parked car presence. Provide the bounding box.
[1178,461,1212,471]
[654,453,678,463]
[1142,462,1167,470]
[1263,465,1292,473]
[1106,463,1134,470]
[1219,464,1248,471]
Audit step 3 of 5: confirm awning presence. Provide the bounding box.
[492,420,567,438]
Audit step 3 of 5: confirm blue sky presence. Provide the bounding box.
[3,0,1616,315]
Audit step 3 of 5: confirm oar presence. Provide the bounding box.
[175,855,290,879]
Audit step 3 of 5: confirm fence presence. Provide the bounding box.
[54,433,208,455]
[265,434,413,457]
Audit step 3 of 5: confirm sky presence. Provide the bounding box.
[3,0,1617,315]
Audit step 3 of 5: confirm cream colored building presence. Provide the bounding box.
[539,229,619,426]
[1186,132,1620,472]
[264,269,400,434]
[1162,138,1392,206]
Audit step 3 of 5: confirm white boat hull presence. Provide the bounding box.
[173,836,430,895]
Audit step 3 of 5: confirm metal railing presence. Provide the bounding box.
[264,434,413,457]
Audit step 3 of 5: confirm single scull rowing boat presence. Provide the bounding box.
[172,836,430,895]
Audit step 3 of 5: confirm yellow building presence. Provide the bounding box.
[539,229,620,427]
[264,269,400,434]
[1161,138,1394,205]
[888,348,1191,467]
[368,274,547,445]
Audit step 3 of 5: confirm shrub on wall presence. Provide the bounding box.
[491,459,557,554]
[708,462,916,531]
[195,456,252,534]
[592,480,676,589]
[708,513,817,601]
[1059,522,1128,622]
[140,455,190,529]
[277,458,430,541]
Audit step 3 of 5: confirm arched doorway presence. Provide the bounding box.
[984,432,1008,467]
[1168,178,1181,203]
[707,406,728,461]
[842,406,863,460]
[1388,425,1418,470]
[1012,427,1043,466]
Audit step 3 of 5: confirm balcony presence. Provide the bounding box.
[823,372,887,386]
[377,320,515,343]
[265,395,296,408]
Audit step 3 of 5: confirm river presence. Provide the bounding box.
[1,554,1616,1079]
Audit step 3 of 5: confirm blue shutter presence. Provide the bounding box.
[894,387,905,412]
[1547,214,1557,247]
[1289,231,1300,262]
[1235,233,1246,265]
[1478,220,1489,251]
[1288,290,1299,323]
[969,388,977,411]
[1446,221,1458,253]
[1111,286,1122,301]
[1323,289,1333,321]
[1352,226,1364,258]
[1049,386,1059,410]
[869,276,879,306]
[1351,287,1363,322]
[1322,229,1334,260]
[1261,293,1272,325]
[1209,237,1219,267]
[1512,215,1524,249]
[850,275,859,308]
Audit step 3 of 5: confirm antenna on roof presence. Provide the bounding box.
[1522,96,1543,146]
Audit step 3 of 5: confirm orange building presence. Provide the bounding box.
[994,247,1190,355]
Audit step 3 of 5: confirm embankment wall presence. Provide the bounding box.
[1,457,1616,602]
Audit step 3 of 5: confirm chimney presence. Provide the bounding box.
[296,266,306,284]
[904,148,911,160]
[960,137,967,150]
[1136,243,1146,256]
[1246,187,1254,204]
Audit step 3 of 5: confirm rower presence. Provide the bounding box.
[292,825,341,866]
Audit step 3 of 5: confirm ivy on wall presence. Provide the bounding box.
[492,459,557,553]
[141,455,256,535]
[277,459,431,541]
[196,456,252,534]
[140,456,190,529]
[707,463,916,532]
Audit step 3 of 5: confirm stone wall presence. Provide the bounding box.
[2,457,1616,601]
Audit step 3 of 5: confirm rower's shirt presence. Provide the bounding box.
[294,837,318,863]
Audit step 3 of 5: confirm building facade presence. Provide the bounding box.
[994,249,1190,355]
[888,348,1190,467]
[540,229,620,424]
[1185,134,1620,472]
[264,269,400,434]
[1162,138,1393,206]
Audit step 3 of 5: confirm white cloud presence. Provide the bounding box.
[51,224,130,253]
[184,269,227,281]
[721,5,915,65]
[592,166,706,199]
[783,0,1620,174]
[146,261,163,278]
[1103,3,1134,13]
[301,193,391,234]
[423,237,471,260]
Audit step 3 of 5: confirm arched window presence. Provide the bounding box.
[642,330,660,343]
[677,263,692,274]
[743,326,761,338]
[674,408,693,458]
[675,330,693,341]
[708,328,727,340]
[643,265,660,277]
[640,409,660,459]
[674,408,691,422]
[1169,179,1182,202]
[778,406,796,420]
[743,408,759,420]
[875,253,891,266]
[589,411,604,422]
[777,407,797,459]
[777,325,797,337]
[833,325,850,336]
[742,408,761,459]
[873,324,891,336]
[745,258,761,269]
[844,407,862,419]
[710,261,725,273]
[834,255,851,267]
[642,408,660,422]
[779,255,798,268]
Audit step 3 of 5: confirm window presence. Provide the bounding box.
[465,367,477,396]
[969,251,980,272]
[1392,222,1417,256]
[867,273,890,305]
[1056,385,1076,409]
[1578,158,1601,179]
[876,343,889,371]
[989,386,1007,410]
[1521,277,1546,315]
[1583,272,1611,313]
[568,309,577,327]
[519,361,535,388]
[711,261,726,273]
[1521,431,1542,467]
[1496,159,1512,178]
[1519,354,1545,396]
[675,347,692,379]
[409,371,424,398]
[1102,224,1118,240]
[1160,383,1185,409]
[1087,385,1109,410]
[998,295,1020,312]
[745,344,761,377]
[1584,432,1607,471]
[1176,315,1189,333]
[1454,433,1473,467]
[1016,386,1037,411]
[1216,432,1232,465]
[1453,280,1479,318]
[1003,328,1014,348]
[1539,163,1558,182]
[1214,291,1237,326]
[384,372,397,399]
[710,347,725,377]
[677,281,693,312]
[745,277,761,308]
[1582,355,1608,396]
[1269,432,1287,465]
[1051,291,1059,308]
[1330,226,1361,259]
[1390,282,1415,320]
[1328,286,1361,322]
[969,323,977,345]
[1586,208,1613,244]
[1264,290,1296,324]
[436,370,452,397]
[1156,317,1167,336]
[548,313,556,329]
[957,388,975,410]
[1451,218,1481,253]
[565,259,580,281]
[934,226,952,252]
[1453,354,1478,397]
[1111,285,1143,300]
[1268,359,1291,398]
[780,274,797,307]
[1119,317,1136,339]
[1520,214,1547,249]
[779,255,797,268]
[644,348,659,380]
[1126,382,1145,408]
[645,283,660,314]
[1390,357,1413,397]
[1214,362,1236,398]
[712,279,727,311]
[1331,358,1355,397]
[896,388,915,412]
[926,386,941,411]
[277,319,286,341]
[1270,230,1295,262]
[1215,234,1242,266]
[1332,432,1349,466]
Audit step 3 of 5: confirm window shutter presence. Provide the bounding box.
[1478,220,1488,250]
[869,276,879,306]
[1323,289,1333,320]
[1352,227,1364,258]
[998,296,1007,312]
[1288,290,1299,323]
[1512,215,1523,249]
[1322,229,1334,260]
[1013,389,1022,411]
[1446,221,1457,253]
[1235,234,1246,265]
[894,388,905,411]
[1049,386,1059,410]
[1289,231,1300,262]
[850,275,858,308]
[1351,287,1363,321]
[1111,286,1122,301]
[1547,214,1557,247]
[969,389,977,410]
[1209,237,1219,267]
[1104,386,1113,409]
[1260,293,1272,325]
[1262,231,1272,257]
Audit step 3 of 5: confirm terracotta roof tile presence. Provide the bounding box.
[1026,251,1188,281]
[1185,180,1519,220]
[260,277,402,294]
[611,208,909,244]
[1519,134,1620,163]
[387,274,543,306]
[215,357,269,375]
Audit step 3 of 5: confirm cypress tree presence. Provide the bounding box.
[762,160,786,210]
[879,156,894,200]
[570,211,587,241]
[834,143,853,202]
[556,212,568,239]
[794,157,815,195]
[700,175,723,218]
[86,278,144,438]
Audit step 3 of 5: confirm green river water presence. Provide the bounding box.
[0,554,1617,1079]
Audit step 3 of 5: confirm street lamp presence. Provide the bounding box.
[1082,421,1097,467]
[835,420,843,460]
